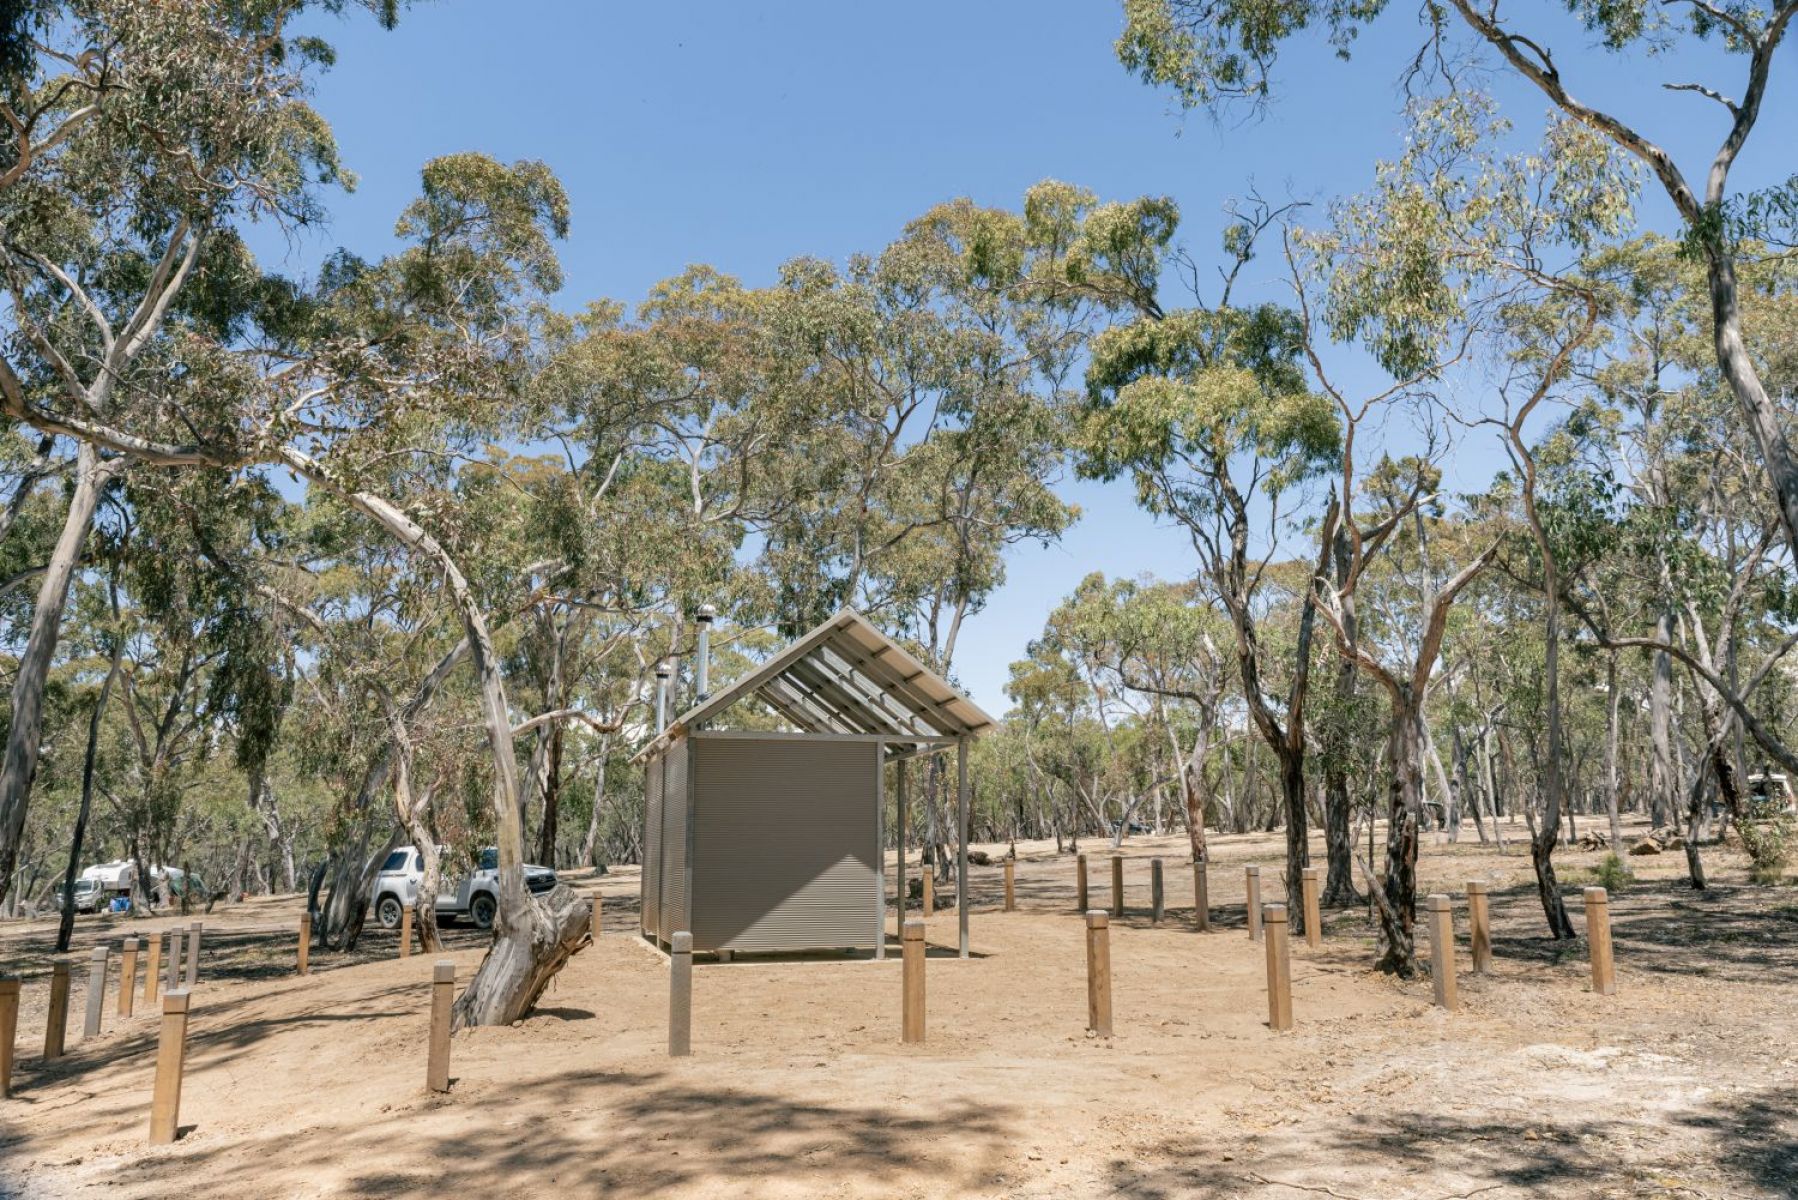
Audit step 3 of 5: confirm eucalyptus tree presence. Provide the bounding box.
[1068,188,1339,930]
[1116,0,1798,574]
[0,0,401,906]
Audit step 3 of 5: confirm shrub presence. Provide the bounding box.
[1736,814,1796,884]
[1593,853,1632,892]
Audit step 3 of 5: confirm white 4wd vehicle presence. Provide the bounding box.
[370,845,558,931]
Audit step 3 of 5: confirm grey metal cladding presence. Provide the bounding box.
[642,753,663,937]
[658,738,689,944]
[689,735,877,953]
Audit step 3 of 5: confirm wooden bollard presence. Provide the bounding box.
[1193,859,1210,931]
[1466,881,1492,974]
[83,944,109,1039]
[143,933,161,1006]
[1075,853,1088,912]
[427,961,454,1092]
[1427,894,1458,1011]
[922,870,934,918]
[119,938,139,1018]
[1300,866,1322,948]
[1245,866,1263,942]
[590,894,602,940]
[0,976,18,1097]
[668,931,693,1057]
[164,928,183,994]
[1585,887,1617,995]
[1003,859,1015,912]
[1084,910,1112,1036]
[147,990,191,1145]
[1263,904,1293,1031]
[400,905,414,959]
[1110,855,1124,918]
[901,919,925,1044]
[44,958,70,1059]
[1151,858,1165,924]
[297,912,311,975]
[184,923,201,988]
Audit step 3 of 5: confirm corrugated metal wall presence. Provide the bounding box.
[641,753,663,938]
[657,738,690,945]
[689,735,878,953]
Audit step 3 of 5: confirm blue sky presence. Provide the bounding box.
[272,1,1795,712]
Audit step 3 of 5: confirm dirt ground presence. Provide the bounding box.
[1,815,1794,1199]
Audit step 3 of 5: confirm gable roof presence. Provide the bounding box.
[632,608,995,763]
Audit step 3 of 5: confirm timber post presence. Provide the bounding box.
[922,870,934,919]
[0,976,18,1097]
[147,990,191,1146]
[1075,852,1088,912]
[297,912,311,976]
[1110,854,1124,918]
[184,923,201,989]
[164,927,183,994]
[1427,894,1458,1011]
[1193,859,1209,931]
[590,894,602,940]
[1466,881,1492,974]
[1263,904,1293,1031]
[668,931,693,1057]
[1084,910,1112,1036]
[119,938,139,1018]
[1585,887,1617,996]
[44,958,70,1059]
[427,961,454,1092]
[1003,858,1015,912]
[82,944,109,1039]
[1245,866,1263,942]
[1151,858,1165,924]
[1300,866,1322,948]
[901,918,925,1044]
[400,905,414,959]
[142,933,161,1006]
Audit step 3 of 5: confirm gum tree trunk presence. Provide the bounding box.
[0,447,121,905]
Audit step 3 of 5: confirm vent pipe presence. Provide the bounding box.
[654,664,671,733]
[695,604,716,702]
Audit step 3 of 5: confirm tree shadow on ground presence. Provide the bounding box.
[110,1067,1019,1198]
[1105,1089,1796,1200]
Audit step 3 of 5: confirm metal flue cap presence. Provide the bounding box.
[655,664,672,678]
[696,604,716,623]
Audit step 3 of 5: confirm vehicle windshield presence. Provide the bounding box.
[380,850,409,872]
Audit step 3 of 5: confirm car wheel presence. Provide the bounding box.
[376,894,403,929]
[470,892,497,930]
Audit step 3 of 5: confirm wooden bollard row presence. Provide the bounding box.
[902,919,925,1043]
[1245,866,1263,942]
[148,990,191,1145]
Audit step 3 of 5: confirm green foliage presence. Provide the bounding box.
[1737,814,1795,885]
[1594,853,1632,892]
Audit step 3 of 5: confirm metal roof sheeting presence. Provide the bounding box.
[632,608,994,763]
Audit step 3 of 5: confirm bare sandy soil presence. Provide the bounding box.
[2,816,1794,1199]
